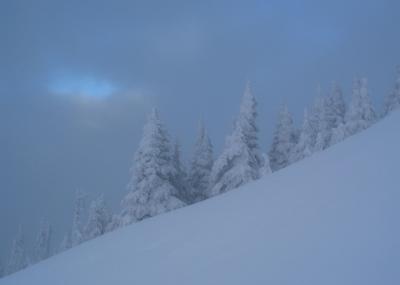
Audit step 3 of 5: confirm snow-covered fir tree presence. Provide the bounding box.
[326,82,346,129]
[187,121,214,202]
[171,139,190,203]
[383,66,400,116]
[120,108,186,225]
[326,82,347,146]
[84,195,111,241]
[209,82,263,196]
[269,105,297,171]
[0,261,4,278]
[330,122,347,146]
[33,220,52,263]
[105,214,122,233]
[59,232,72,253]
[346,78,376,136]
[260,153,272,176]
[305,95,324,153]
[292,109,314,162]
[315,82,347,151]
[314,98,330,152]
[71,190,87,247]
[5,226,28,276]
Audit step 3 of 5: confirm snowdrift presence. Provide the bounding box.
[2,112,400,285]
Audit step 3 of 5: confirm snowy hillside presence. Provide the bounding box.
[2,112,400,285]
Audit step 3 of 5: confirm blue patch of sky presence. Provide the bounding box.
[49,74,117,98]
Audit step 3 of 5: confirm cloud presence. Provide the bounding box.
[1,0,400,260]
[149,21,206,63]
[0,85,153,257]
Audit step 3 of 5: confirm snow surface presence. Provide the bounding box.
[2,112,400,285]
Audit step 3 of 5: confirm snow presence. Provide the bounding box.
[2,111,400,285]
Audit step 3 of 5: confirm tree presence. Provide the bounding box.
[269,105,297,171]
[71,190,87,247]
[105,215,122,233]
[292,109,314,162]
[307,96,324,152]
[326,82,346,129]
[6,226,28,276]
[120,109,186,225]
[330,122,347,146]
[0,261,4,278]
[171,139,190,203]
[260,153,272,176]
[383,66,400,116]
[59,232,72,253]
[33,220,52,263]
[346,78,376,135]
[187,121,214,202]
[315,82,347,151]
[314,97,330,152]
[210,82,263,196]
[84,195,111,241]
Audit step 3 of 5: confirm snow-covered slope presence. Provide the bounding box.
[2,112,400,285]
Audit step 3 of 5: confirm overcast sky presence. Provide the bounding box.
[1,0,400,259]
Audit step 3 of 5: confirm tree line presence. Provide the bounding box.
[2,67,400,278]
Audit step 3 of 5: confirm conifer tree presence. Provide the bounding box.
[6,226,28,276]
[71,191,87,247]
[59,232,72,253]
[260,153,272,176]
[330,122,347,146]
[105,215,122,233]
[326,82,346,128]
[269,105,296,171]
[84,195,111,241]
[314,98,330,152]
[346,78,376,135]
[171,139,190,203]
[188,121,214,202]
[383,66,400,116]
[33,220,52,263]
[292,109,314,162]
[210,82,262,196]
[308,96,325,152]
[120,109,185,225]
[315,83,347,151]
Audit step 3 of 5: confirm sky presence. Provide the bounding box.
[1,0,400,259]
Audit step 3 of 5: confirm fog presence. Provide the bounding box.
[1,0,399,259]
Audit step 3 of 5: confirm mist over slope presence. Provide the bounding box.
[1,112,399,285]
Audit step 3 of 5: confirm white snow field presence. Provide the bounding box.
[2,111,400,285]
